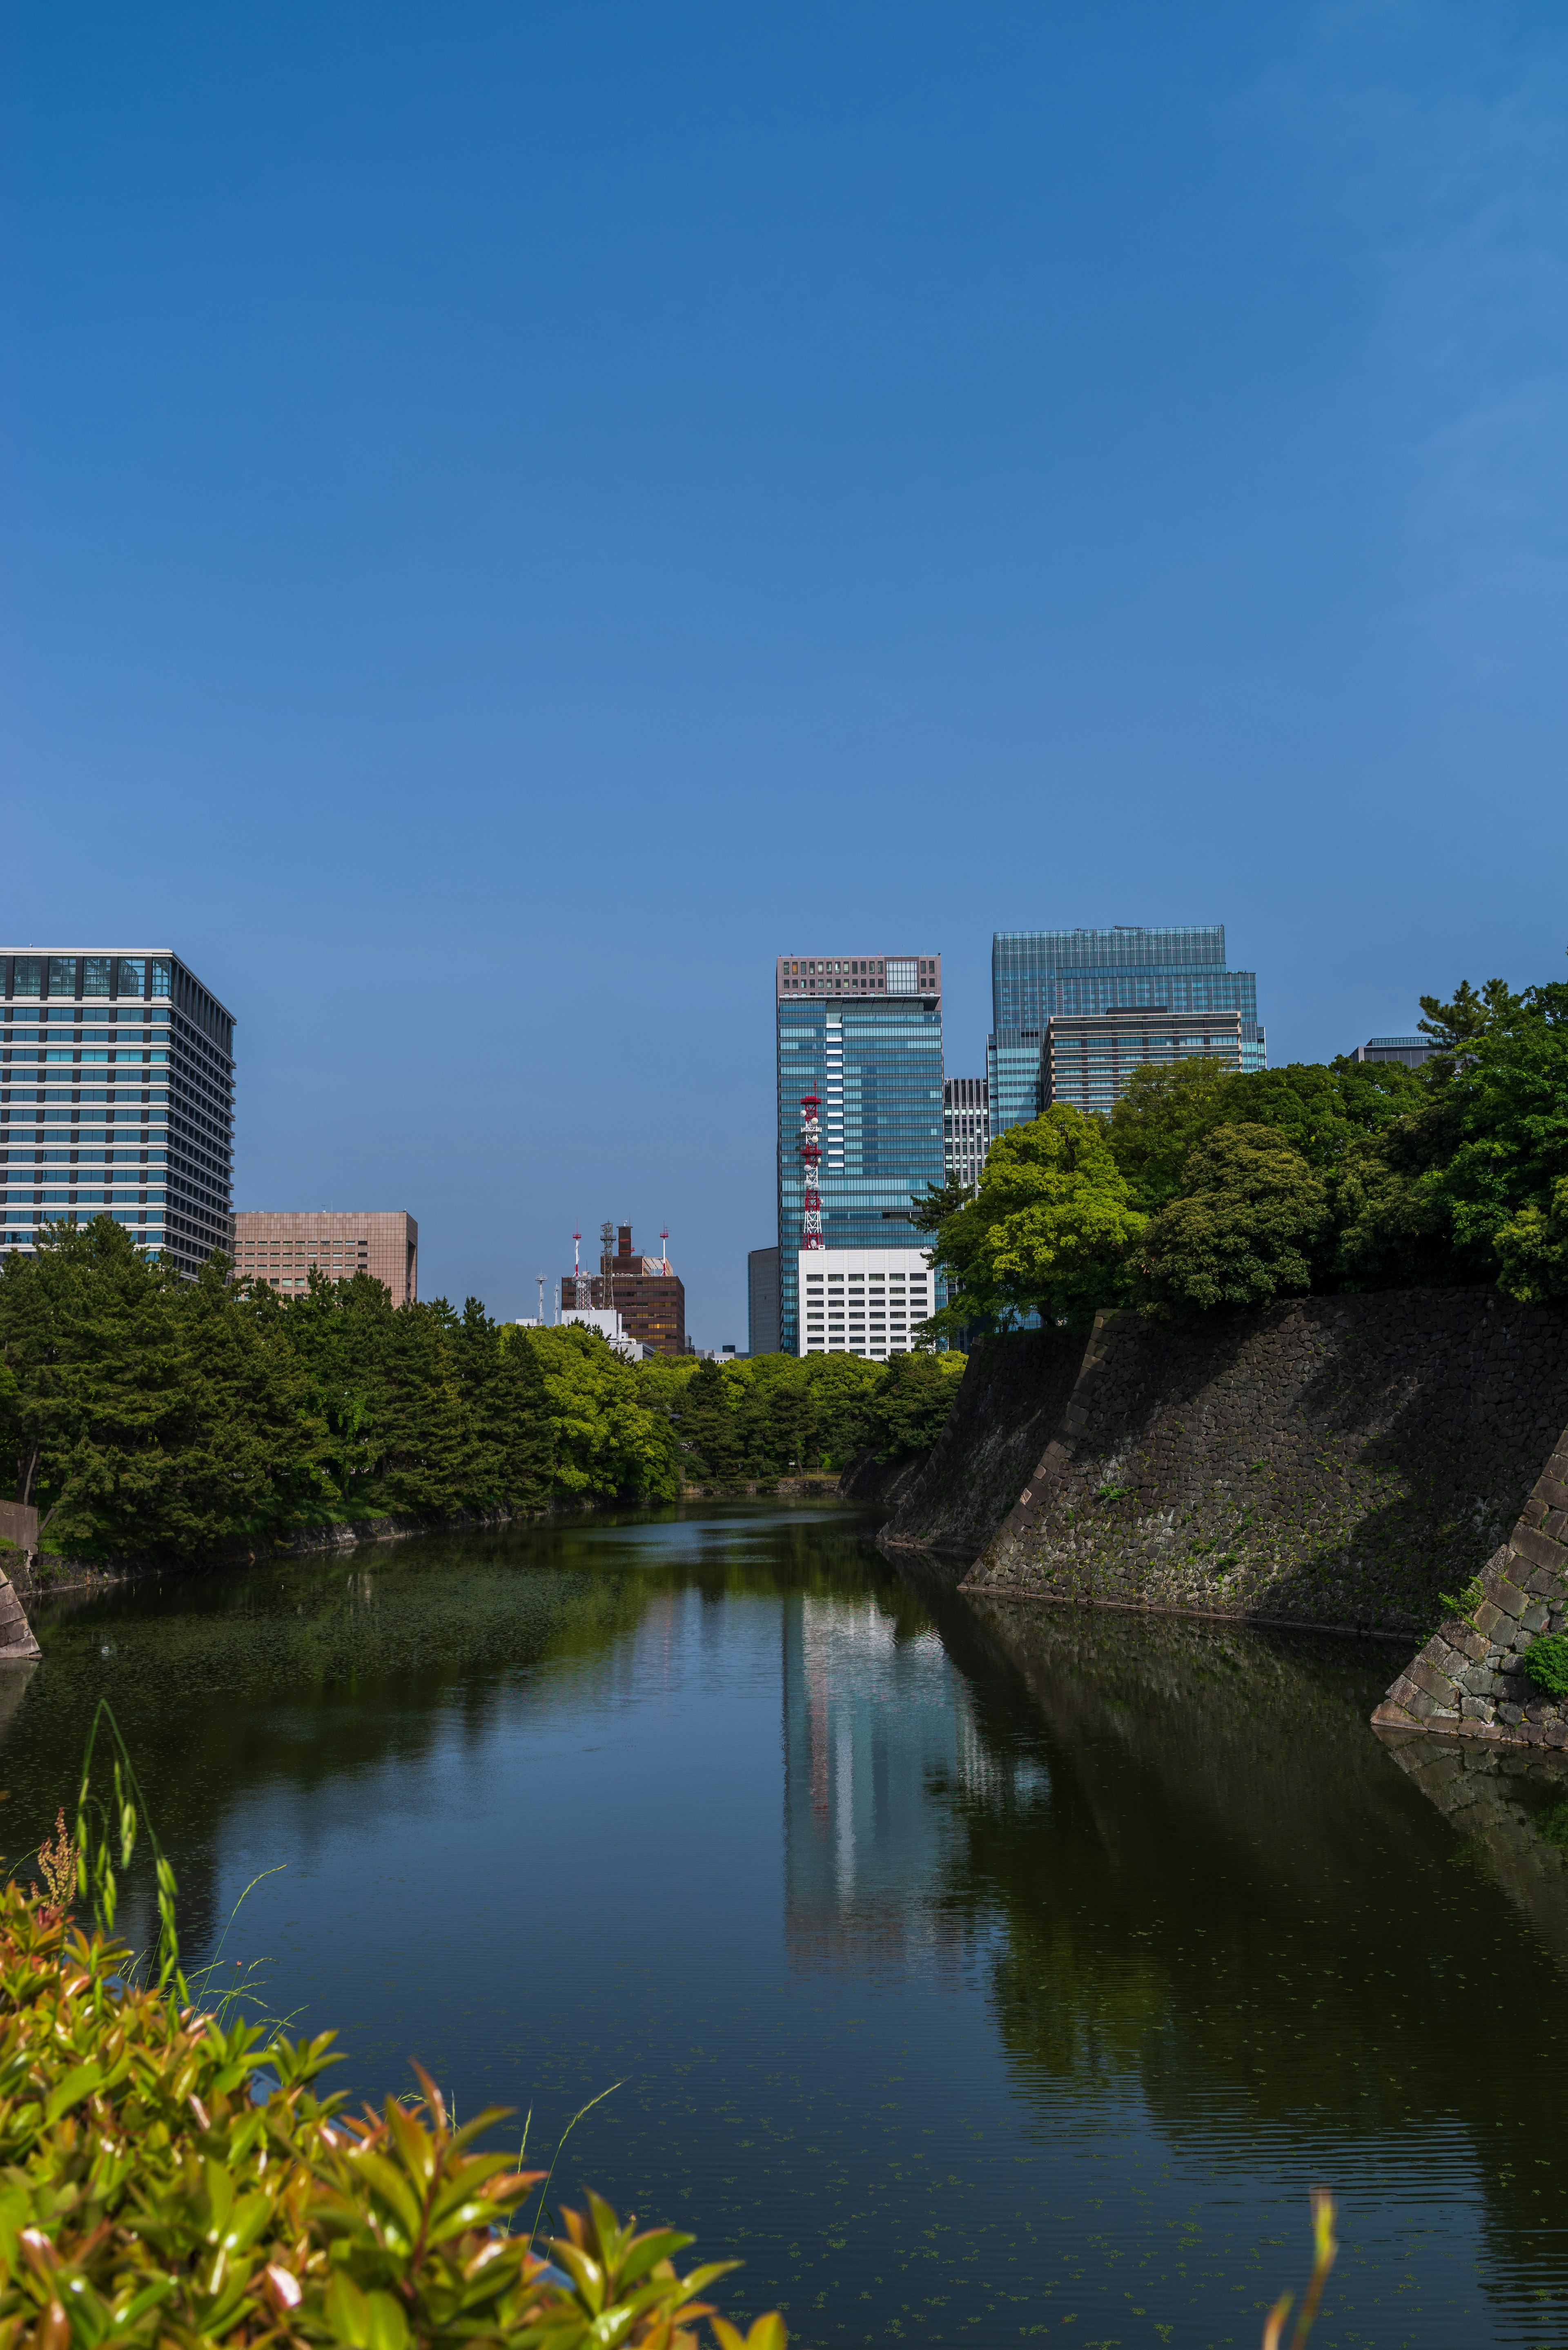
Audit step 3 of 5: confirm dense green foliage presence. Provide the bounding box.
[922,956,1568,1329]
[0,1881,783,2350]
[921,1108,1146,1339]
[1522,1633,1568,1699]
[0,1227,960,1561]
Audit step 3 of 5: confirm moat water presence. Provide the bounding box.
[8,1503,1568,2350]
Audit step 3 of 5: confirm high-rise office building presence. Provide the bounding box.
[988,926,1264,1134]
[943,1077,989,1190]
[0,948,233,1275]
[1043,1008,1243,1115]
[232,1211,418,1301]
[748,1246,781,1357]
[775,954,944,1356]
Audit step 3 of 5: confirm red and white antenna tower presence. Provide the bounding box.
[799,1094,824,1249]
[572,1230,588,1309]
[659,1227,671,1274]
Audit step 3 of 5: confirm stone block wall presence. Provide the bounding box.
[961,1290,1568,1636]
[871,1328,1089,1562]
[1373,1423,1568,1747]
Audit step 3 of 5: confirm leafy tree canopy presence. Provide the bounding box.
[924,1106,1146,1334]
[1134,1123,1330,1317]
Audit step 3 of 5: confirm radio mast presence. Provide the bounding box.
[799,1093,824,1250]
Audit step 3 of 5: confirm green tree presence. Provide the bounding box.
[1134,1124,1330,1317]
[673,1359,740,1479]
[1425,972,1568,1293]
[1417,974,1522,1059]
[862,1350,965,1460]
[492,1324,555,1507]
[924,1106,1146,1333]
[1106,1057,1237,1209]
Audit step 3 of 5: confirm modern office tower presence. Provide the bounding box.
[559,1223,685,1355]
[0,948,233,1273]
[795,1247,933,1360]
[748,1245,781,1357]
[1355,1035,1433,1069]
[988,926,1265,1135]
[1043,1008,1243,1115]
[943,1078,989,1190]
[775,955,944,1357]
[232,1211,418,1301]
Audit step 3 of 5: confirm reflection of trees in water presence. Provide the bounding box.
[6,1510,904,1971]
[927,1591,1568,2309]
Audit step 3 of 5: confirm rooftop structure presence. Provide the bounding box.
[561,1222,685,1356]
[1354,1036,1434,1069]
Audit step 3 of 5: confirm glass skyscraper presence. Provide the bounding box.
[1,948,234,1274]
[775,954,944,1356]
[987,925,1265,1134]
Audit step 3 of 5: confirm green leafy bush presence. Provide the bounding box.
[0,1883,784,2350]
[1522,1632,1568,1699]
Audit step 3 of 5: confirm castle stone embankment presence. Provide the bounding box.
[873,1291,1568,1641]
[871,1329,1089,1561]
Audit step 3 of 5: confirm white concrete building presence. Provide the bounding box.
[796,1247,934,1360]
[559,1307,643,1362]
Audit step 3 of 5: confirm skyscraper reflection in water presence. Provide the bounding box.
[781,1590,1045,1974]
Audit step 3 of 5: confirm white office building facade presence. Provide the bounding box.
[796,1246,933,1360]
[943,1077,990,1190]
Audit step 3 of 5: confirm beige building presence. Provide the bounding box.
[232,1209,417,1303]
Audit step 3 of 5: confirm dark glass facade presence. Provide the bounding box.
[0,948,234,1275]
[988,925,1265,1133]
[776,959,944,1356]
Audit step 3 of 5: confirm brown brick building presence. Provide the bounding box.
[232,1209,418,1303]
[563,1223,685,1356]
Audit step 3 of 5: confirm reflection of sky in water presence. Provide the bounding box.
[5,1508,1568,2347]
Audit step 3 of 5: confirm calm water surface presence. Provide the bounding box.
[6,1503,1568,2350]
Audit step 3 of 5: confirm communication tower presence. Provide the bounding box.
[798,1094,824,1250]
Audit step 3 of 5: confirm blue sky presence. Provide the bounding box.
[5,2,1567,1341]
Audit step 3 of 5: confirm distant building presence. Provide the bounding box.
[748,1245,781,1356]
[796,1246,933,1361]
[561,1223,685,1356]
[232,1210,418,1302]
[775,954,944,1355]
[989,927,1264,1135]
[943,1078,989,1189]
[1043,1008,1244,1116]
[559,1307,644,1361]
[1355,1035,1433,1069]
[0,947,233,1275]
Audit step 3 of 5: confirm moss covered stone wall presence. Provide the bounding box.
[955,1291,1568,1636]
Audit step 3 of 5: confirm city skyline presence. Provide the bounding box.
[7,7,1566,1342]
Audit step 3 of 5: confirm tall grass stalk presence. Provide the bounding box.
[525,2079,625,2247]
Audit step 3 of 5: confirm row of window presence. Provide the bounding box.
[4,1190,165,1204]
[4,956,173,1001]
[4,1016,169,1036]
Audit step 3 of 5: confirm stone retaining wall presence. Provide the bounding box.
[873,1329,1089,1561]
[960,1290,1568,1635]
[1372,1418,1568,1747]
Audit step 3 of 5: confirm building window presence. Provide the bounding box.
[82,959,111,998]
[47,958,76,999]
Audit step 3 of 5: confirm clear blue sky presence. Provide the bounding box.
[5,3,1567,1342]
